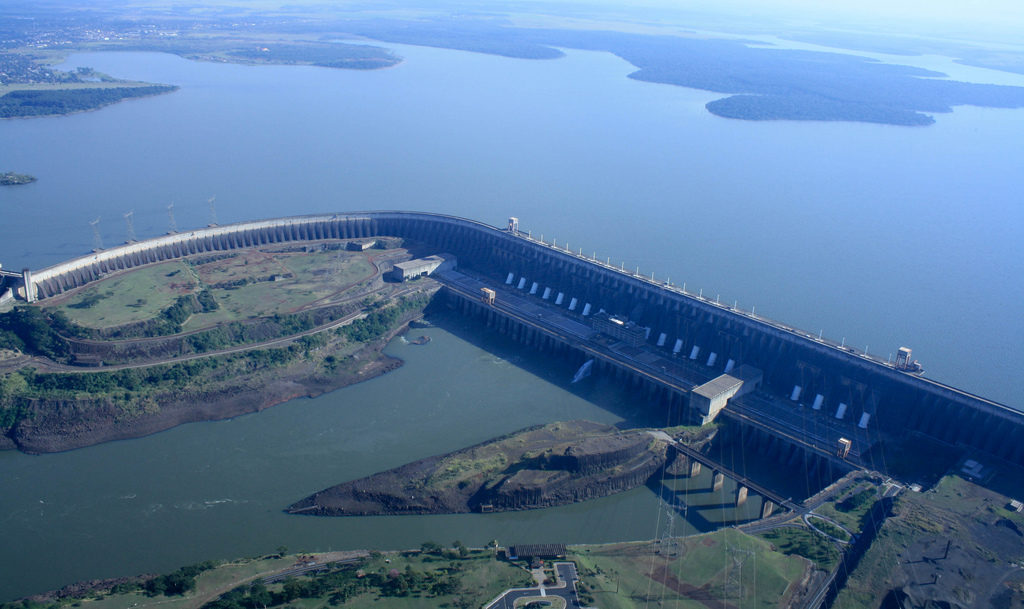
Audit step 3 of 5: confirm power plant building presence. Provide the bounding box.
[690,365,764,425]
[390,254,456,281]
[591,312,646,347]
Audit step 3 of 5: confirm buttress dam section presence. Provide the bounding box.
[10,211,1024,466]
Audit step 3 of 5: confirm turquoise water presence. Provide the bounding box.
[0,41,1022,599]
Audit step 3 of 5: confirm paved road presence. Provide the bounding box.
[439,271,699,395]
[485,563,585,609]
[437,269,884,468]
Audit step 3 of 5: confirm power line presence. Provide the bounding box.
[167,202,177,233]
[123,210,136,243]
[208,195,218,226]
[89,217,103,251]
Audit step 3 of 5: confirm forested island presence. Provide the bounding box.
[0,172,36,185]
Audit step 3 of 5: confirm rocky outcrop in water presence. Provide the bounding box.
[287,420,671,516]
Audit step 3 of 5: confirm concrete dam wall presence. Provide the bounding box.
[20,211,1024,465]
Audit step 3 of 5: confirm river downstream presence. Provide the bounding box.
[0,317,768,600]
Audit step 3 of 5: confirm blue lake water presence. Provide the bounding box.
[2,43,1019,406]
[0,41,1022,599]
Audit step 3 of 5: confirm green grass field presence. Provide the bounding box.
[45,248,379,332]
[571,529,810,609]
[55,550,532,609]
[813,482,879,535]
[182,250,375,329]
[47,260,197,328]
[758,527,840,571]
[77,555,298,609]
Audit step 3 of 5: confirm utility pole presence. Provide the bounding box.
[123,210,136,243]
[89,218,103,251]
[167,202,177,233]
[208,195,218,226]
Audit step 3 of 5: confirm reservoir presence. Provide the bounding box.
[0,40,1022,599]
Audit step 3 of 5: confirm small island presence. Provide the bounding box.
[0,172,36,186]
[288,421,714,516]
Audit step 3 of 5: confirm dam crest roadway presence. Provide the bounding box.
[1,210,1021,474]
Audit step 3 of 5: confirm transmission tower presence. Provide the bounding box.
[124,210,136,243]
[167,202,177,233]
[723,541,754,603]
[207,196,218,226]
[89,218,103,251]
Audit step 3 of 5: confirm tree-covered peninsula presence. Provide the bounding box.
[0,85,178,119]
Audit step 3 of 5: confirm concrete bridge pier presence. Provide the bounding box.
[689,461,702,477]
[712,471,724,492]
[735,485,748,506]
[761,500,775,518]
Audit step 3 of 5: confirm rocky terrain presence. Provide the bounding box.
[287,420,674,516]
[0,319,411,454]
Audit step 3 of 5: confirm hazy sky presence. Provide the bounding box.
[713,0,1022,27]
[541,0,1024,40]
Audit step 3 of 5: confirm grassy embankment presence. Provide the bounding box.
[811,481,880,536]
[0,246,429,433]
[758,527,841,572]
[8,529,823,609]
[571,528,813,609]
[5,547,532,609]
[0,290,429,436]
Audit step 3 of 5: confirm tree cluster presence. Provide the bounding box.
[202,559,466,609]
[143,562,218,597]
[0,345,301,420]
[837,488,875,512]
[0,307,70,361]
[0,86,178,118]
[338,295,428,344]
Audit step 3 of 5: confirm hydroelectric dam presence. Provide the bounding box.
[3,211,1022,474]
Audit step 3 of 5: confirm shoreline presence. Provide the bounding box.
[0,321,414,455]
[0,84,179,120]
[287,421,685,517]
